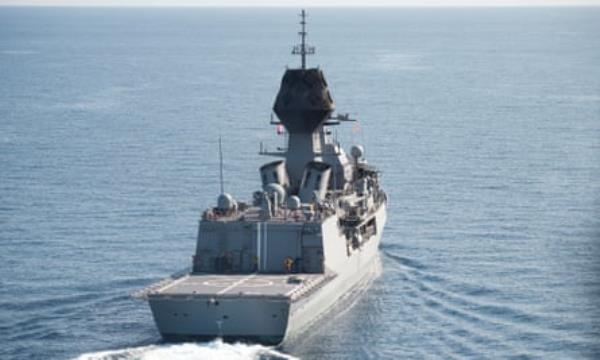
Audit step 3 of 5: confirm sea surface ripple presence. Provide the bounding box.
[1,7,599,360]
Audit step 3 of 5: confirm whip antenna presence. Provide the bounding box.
[219,136,224,194]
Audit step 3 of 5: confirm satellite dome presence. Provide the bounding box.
[217,193,236,212]
[287,195,301,210]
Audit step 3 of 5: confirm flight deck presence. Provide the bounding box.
[138,272,335,301]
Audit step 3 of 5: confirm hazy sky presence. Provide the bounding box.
[1,0,600,6]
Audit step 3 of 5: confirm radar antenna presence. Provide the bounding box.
[292,9,315,70]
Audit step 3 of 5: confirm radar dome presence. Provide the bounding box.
[287,195,301,210]
[217,193,236,212]
[351,145,364,160]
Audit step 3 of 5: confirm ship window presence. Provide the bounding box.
[316,174,321,186]
[262,173,267,185]
[273,171,279,183]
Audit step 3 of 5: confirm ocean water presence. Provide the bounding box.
[1,6,599,360]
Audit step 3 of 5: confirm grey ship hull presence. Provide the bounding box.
[150,295,289,344]
[143,204,386,345]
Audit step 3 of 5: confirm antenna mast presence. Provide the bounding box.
[292,9,315,70]
[218,136,224,194]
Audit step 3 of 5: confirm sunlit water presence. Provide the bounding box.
[1,7,599,360]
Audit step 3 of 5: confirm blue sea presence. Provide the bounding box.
[1,6,599,360]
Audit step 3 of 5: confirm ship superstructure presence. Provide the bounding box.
[135,10,387,345]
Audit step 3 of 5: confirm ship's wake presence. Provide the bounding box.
[73,339,298,360]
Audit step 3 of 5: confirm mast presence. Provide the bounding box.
[275,10,334,187]
[292,9,315,70]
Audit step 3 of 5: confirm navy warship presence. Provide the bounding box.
[135,10,387,345]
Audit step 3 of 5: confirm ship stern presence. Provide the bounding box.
[148,295,290,345]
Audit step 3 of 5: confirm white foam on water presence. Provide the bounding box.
[73,340,298,360]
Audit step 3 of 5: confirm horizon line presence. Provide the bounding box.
[1,3,600,7]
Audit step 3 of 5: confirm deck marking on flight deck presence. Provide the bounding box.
[157,274,190,293]
[285,284,304,297]
[238,279,273,287]
[217,273,257,295]
[202,280,233,287]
